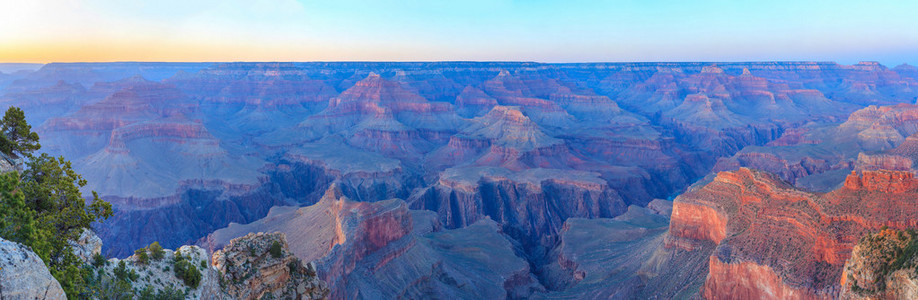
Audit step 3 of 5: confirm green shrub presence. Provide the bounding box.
[92,253,107,267]
[200,259,208,269]
[269,240,283,258]
[157,286,186,300]
[135,247,149,265]
[288,261,300,275]
[149,241,164,260]
[113,261,131,282]
[93,274,132,300]
[137,286,156,300]
[174,259,202,288]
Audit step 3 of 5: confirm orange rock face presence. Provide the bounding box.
[668,168,918,299]
[704,256,832,300]
[669,202,727,249]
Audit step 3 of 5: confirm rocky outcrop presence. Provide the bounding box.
[212,232,328,300]
[99,233,326,299]
[0,237,66,299]
[69,228,102,264]
[103,244,222,299]
[840,229,918,299]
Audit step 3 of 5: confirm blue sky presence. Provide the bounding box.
[1,0,916,64]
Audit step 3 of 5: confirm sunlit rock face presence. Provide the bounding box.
[4,61,918,298]
[665,168,918,299]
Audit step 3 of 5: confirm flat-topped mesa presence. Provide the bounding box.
[851,61,887,72]
[843,170,918,193]
[854,153,912,172]
[110,121,215,142]
[701,65,725,74]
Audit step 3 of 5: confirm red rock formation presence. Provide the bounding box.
[668,168,918,299]
[669,202,727,250]
[704,257,829,300]
[843,169,917,193]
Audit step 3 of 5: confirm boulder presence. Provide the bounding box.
[0,237,66,299]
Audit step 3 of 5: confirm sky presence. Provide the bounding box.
[1,0,917,65]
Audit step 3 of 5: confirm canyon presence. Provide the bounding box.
[4,61,918,298]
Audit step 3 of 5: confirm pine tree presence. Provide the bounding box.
[0,106,40,165]
[0,108,113,298]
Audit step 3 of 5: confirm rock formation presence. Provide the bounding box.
[94,231,326,299]
[840,229,918,299]
[0,237,66,299]
[69,229,103,264]
[212,232,328,300]
[665,168,918,299]
[714,104,918,192]
[4,61,918,298]
[205,185,541,299]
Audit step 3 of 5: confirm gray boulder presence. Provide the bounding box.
[0,237,66,299]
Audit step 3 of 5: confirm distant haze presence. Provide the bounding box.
[1,0,917,65]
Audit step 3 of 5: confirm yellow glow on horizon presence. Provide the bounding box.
[0,40,329,63]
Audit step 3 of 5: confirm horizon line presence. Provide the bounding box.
[3,60,911,66]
